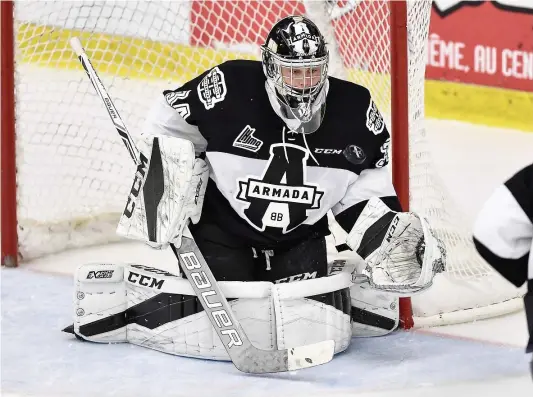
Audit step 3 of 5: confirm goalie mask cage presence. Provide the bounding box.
[1,1,525,328]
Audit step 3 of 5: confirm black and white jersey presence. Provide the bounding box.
[142,60,400,248]
[473,163,533,353]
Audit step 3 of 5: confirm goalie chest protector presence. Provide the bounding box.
[158,60,393,247]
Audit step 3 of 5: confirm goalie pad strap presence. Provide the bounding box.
[126,263,352,299]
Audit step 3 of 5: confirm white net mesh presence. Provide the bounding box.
[11,0,524,325]
[400,3,525,325]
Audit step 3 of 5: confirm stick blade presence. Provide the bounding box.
[287,340,335,371]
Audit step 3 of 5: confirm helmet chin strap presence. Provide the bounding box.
[265,79,329,134]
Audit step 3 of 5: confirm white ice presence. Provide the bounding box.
[2,119,533,396]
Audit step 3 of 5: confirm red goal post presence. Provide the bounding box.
[1,1,18,269]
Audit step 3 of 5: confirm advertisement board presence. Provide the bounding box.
[191,1,532,92]
[429,1,533,92]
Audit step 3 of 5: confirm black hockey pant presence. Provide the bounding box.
[187,222,328,283]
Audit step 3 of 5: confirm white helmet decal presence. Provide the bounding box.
[284,21,320,56]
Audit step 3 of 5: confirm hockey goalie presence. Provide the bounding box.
[64,15,445,363]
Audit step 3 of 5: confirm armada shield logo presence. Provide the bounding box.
[197,67,227,110]
[236,143,323,233]
[284,20,320,55]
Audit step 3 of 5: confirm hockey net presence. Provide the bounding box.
[1,1,524,327]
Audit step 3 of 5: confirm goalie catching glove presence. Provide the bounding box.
[116,134,209,249]
[346,197,446,296]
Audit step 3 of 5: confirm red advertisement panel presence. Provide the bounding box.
[190,1,533,92]
[428,1,533,91]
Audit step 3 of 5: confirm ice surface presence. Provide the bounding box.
[1,266,531,396]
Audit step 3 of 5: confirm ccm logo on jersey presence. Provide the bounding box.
[179,251,243,348]
[127,271,165,290]
[87,270,114,279]
[314,148,342,154]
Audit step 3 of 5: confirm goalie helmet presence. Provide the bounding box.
[261,15,329,127]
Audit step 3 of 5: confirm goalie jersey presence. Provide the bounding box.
[142,60,400,247]
[473,163,533,354]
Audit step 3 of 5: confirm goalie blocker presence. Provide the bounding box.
[115,133,209,251]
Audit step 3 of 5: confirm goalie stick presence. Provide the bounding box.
[69,37,335,374]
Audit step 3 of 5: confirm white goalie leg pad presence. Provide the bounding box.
[73,263,274,360]
[123,264,275,360]
[330,259,399,337]
[272,277,353,354]
[73,263,128,343]
[346,197,446,296]
[71,263,354,360]
[116,134,209,249]
[350,280,399,337]
[128,266,354,359]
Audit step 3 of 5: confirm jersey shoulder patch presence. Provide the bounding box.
[327,79,390,170]
[328,78,385,135]
[365,99,385,135]
[194,60,262,110]
[197,66,228,110]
